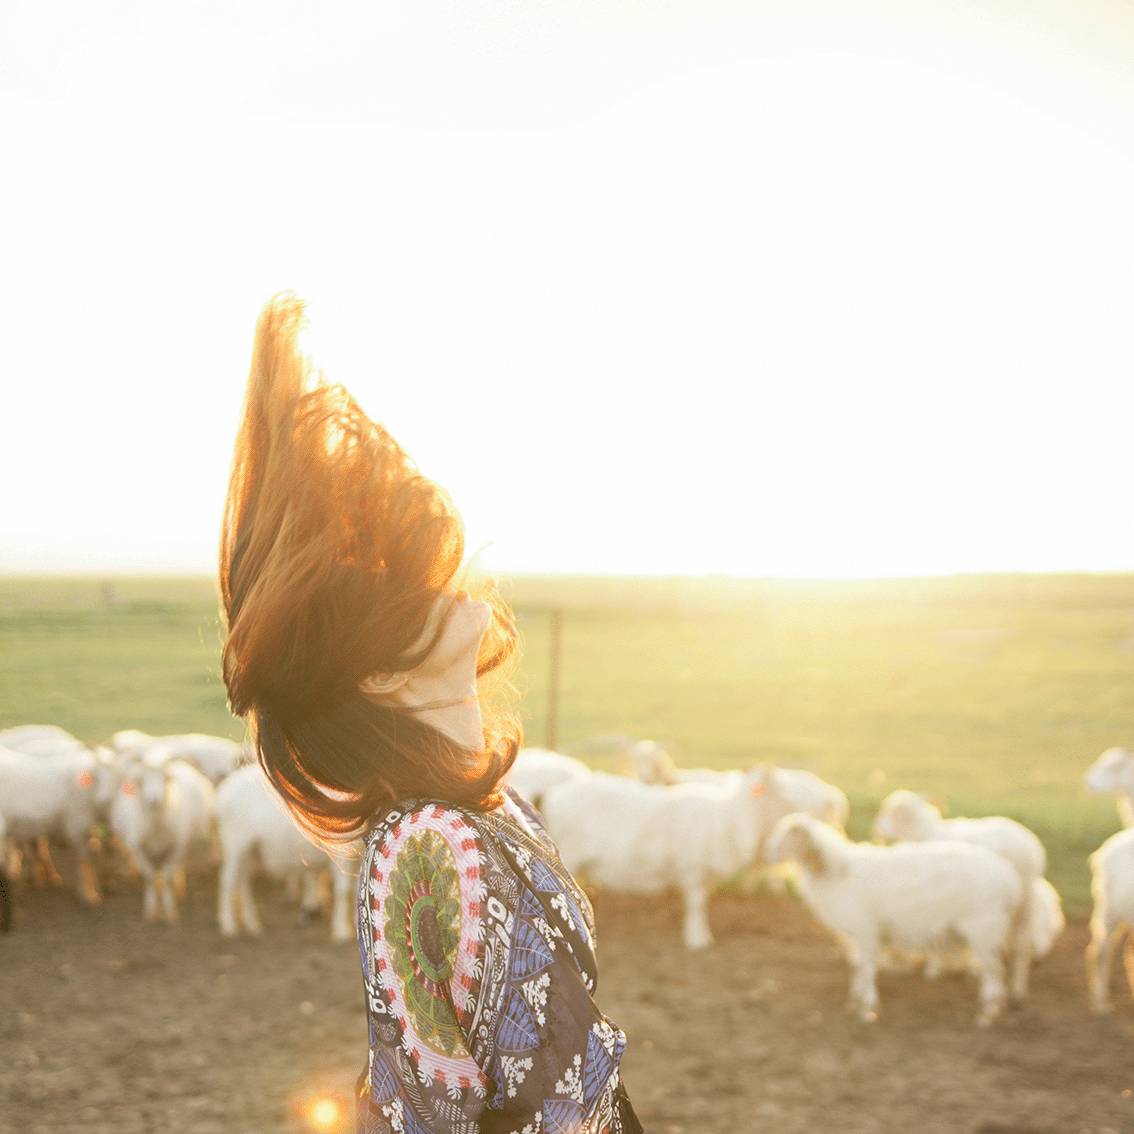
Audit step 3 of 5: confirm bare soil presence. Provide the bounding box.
[2,865,1132,1134]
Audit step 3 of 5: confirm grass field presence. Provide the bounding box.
[2,571,1132,913]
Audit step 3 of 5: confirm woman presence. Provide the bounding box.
[218,294,642,1134]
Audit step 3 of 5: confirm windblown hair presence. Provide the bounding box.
[219,293,521,845]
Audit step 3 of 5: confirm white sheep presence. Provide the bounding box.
[0,724,88,757]
[214,763,356,942]
[872,789,1049,999]
[503,747,591,810]
[0,725,93,884]
[539,766,811,950]
[109,750,214,923]
[110,729,247,784]
[0,743,118,905]
[1086,825,1134,1015]
[629,740,849,829]
[766,813,1023,1026]
[882,875,1065,981]
[1084,747,1134,829]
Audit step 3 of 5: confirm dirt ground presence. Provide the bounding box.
[3,861,1133,1134]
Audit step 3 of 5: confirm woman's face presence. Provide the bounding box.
[412,588,493,682]
[386,587,493,749]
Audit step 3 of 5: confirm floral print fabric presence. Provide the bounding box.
[355,788,642,1134]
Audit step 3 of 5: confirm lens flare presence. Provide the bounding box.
[309,1097,342,1130]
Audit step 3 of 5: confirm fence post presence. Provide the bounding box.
[546,608,563,750]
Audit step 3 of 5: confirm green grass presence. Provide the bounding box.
[3,572,1132,913]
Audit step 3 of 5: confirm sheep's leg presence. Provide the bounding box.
[1006,889,1035,1002]
[33,836,65,888]
[160,866,180,924]
[330,866,355,943]
[1087,916,1120,1015]
[173,865,188,904]
[6,841,24,880]
[681,881,713,951]
[283,872,302,901]
[218,852,244,936]
[67,831,102,906]
[77,857,102,906]
[1009,922,1033,1002]
[299,869,323,923]
[847,944,880,1023]
[972,946,1007,1027]
[140,862,160,921]
[1123,935,1134,1001]
[110,834,141,884]
[239,864,263,935]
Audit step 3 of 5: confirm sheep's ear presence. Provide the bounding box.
[793,825,828,877]
[750,763,778,789]
[359,670,411,696]
[747,765,772,797]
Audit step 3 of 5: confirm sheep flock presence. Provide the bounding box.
[2,725,1133,1026]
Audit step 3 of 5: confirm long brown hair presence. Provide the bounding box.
[219,293,521,845]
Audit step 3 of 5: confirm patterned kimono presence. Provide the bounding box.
[355,787,643,1134]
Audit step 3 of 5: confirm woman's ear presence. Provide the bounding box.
[359,670,412,697]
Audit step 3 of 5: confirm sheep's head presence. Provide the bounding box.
[872,789,940,842]
[109,728,153,757]
[765,814,846,878]
[628,739,678,786]
[89,747,123,814]
[1084,747,1134,796]
[118,752,174,814]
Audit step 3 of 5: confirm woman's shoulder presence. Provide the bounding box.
[361,787,549,855]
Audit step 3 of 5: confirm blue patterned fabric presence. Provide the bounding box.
[355,787,642,1134]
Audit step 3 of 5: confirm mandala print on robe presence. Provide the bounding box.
[356,790,643,1134]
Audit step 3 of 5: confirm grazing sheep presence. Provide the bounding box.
[766,813,1023,1026]
[872,789,1048,999]
[503,747,590,810]
[0,743,118,905]
[214,764,356,942]
[1084,747,1134,829]
[109,751,214,923]
[1086,826,1134,1015]
[539,766,809,950]
[110,729,247,784]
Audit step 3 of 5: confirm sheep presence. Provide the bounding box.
[214,763,357,942]
[872,789,1048,999]
[110,729,247,784]
[539,766,814,950]
[0,743,119,905]
[1084,746,1134,829]
[108,750,214,923]
[1086,825,1134,1015]
[629,740,849,829]
[0,727,113,884]
[882,875,1065,981]
[766,813,1023,1026]
[503,747,590,811]
[1030,876,1066,960]
[0,724,88,757]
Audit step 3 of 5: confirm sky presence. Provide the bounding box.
[3,1,1134,578]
